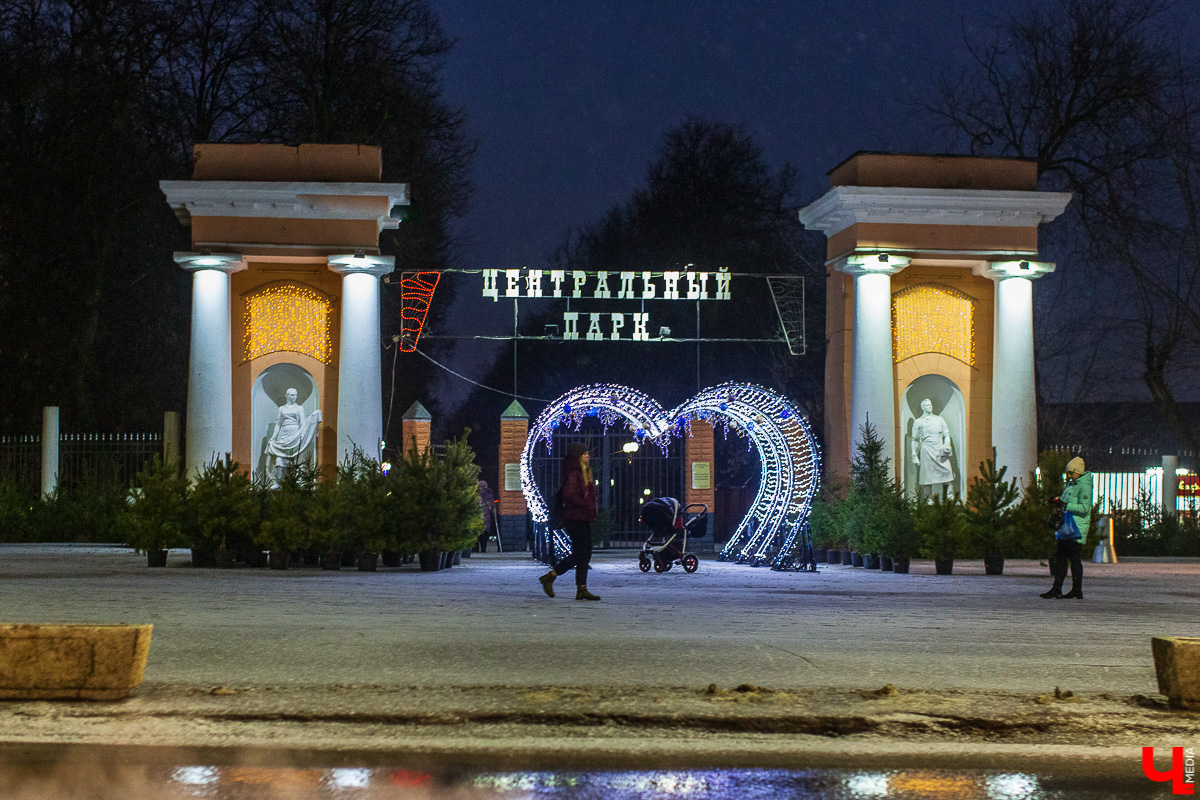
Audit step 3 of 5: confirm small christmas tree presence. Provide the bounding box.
[965,451,1021,566]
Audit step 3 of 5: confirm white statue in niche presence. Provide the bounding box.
[265,387,321,486]
[911,398,954,499]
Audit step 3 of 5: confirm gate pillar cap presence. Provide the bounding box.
[501,400,528,421]
[402,401,432,421]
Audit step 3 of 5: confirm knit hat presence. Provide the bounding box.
[566,442,590,460]
[1066,456,1085,475]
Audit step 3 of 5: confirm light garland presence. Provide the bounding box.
[398,272,440,352]
[892,283,975,366]
[244,282,333,363]
[522,383,821,570]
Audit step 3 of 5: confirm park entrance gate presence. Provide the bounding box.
[528,420,682,548]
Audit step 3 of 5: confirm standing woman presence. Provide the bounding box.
[1041,456,1092,599]
[539,443,601,601]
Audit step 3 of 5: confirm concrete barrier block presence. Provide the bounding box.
[1152,636,1200,710]
[0,623,152,700]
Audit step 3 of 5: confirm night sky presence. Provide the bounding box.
[418,0,1009,409]
[434,0,991,270]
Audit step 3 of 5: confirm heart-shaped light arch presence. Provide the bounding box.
[521,382,821,569]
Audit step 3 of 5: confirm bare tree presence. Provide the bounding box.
[919,0,1200,453]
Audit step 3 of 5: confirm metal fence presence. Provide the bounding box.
[0,435,41,496]
[527,420,683,547]
[1092,469,1197,515]
[0,432,161,496]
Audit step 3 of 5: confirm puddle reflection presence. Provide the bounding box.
[0,764,1154,799]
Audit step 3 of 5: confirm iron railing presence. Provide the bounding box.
[0,432,161,497]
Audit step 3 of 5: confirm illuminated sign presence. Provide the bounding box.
[1179,474,1200,497]
[483,269,731,342]
[482,269,731,301]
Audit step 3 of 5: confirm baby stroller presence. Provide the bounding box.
[637,497,707,574]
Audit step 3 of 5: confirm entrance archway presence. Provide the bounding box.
[521,383,820,569]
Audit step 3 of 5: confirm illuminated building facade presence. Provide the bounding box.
[161,144,408,478]
[799,153,1071,494]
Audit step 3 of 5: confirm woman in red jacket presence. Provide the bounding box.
[538,442,601,600]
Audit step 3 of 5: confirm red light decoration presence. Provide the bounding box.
[398,272,440,352]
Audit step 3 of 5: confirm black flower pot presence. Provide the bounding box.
[214,549,235,569]
[851,551,864,567]
[841,549,852,565]
[826,549,841,565]
[934,557,954,575]
[813,549,827,563]
[381,551,402,568]
[863,553,879,569]
[247,550,269,568]
[418,551,440,571]
[892,555,911,574]
[440,551,453,569]
[320,551,342,570]
[341,550,357,568]
[190,548,215,568]
[269,550,289,570]
[452,551,462,566]
[879,555,894,572]
[984,554,1005,575]
[357,552,379,572]
[146,549,168,568]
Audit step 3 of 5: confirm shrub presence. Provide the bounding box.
[916,494,967,560]
[338,449,391,556]
[964,454,1020,559]
[257,463,317,556]
[122,456,189,553]
[808,476,846,551]
[391,433,483,555]
[188,455,259,553]
[1009,450,1068,559]
[0,480,32,543]
[862,487,918,558]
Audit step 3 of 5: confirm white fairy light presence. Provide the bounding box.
[522,383,821,569]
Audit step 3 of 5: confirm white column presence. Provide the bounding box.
[41,406,59,498]
[840,255,907,481]
[1163,454,1178,518]
[329,255,395,465]
[176,253,245,479]
[990,273,1039,488]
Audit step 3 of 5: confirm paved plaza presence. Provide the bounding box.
[0,545,1194,694]
[0,545,1197,775]
[0,544,1190,695]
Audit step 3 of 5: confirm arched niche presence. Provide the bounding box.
[252,363,320,483]
[901,374,966,499]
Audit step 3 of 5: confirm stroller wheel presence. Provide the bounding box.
[682,553,699,573]
[653,558,667,573]
[638,553,651,573]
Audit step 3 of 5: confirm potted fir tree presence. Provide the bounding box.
[862,485,915,573]
[965,454,1021,575]
[122,456,189,566]
[916,494,967,575]
[393,434,484,570]
[257,464,316,569]
[187,455,259,568]
[307,472,348,570]
[338,449,390,571]
[847,419,892,568]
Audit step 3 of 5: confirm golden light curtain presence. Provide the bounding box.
[892,283,974,365]
[244,283,333,363]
